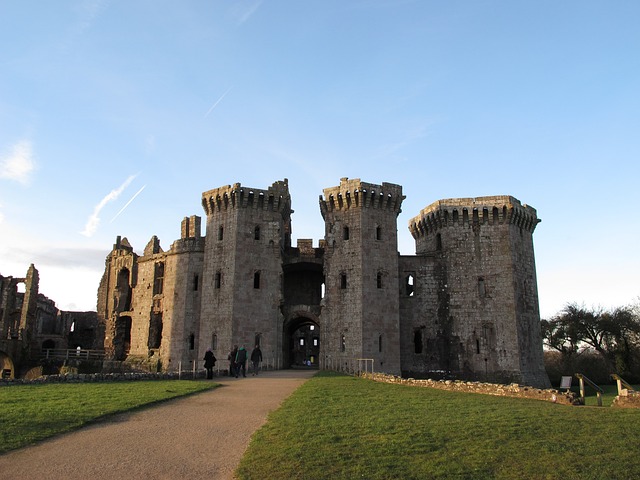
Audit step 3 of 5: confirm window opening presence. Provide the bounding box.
[254,225,260,240]
[414,330,423,354]
[405,274,415,296]
[341,334,346,352]
[378,334,383,353]
[313,337,319,346]
[476,339,481,354]
[189,333,195,350]
[218,225,224,241]
[376,226,382,240]
[212,334,218,350]
[436,233,442,251]
[215,272,221,289]
[299,338,305,346]
[254,271,261,289]
[255,333,261,347]
[478,277,486,297]
[193,274,199,291]
[340,273,347,289]
[377,272,382,289]
[343,226,350,240]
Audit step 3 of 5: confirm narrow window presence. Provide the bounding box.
[313,337,319,346]
[218,225,224,241]
[255,333,261,347]
[215,272,221,289]
[193,274,199,291]
[340,273,347,289]
[377,272,383,289]
[463,208,469,224]
[320,282,325,298]
[189,334,195,350]
[493,207,499,224]
[341,335,346,352]
[212,334,218,350]
[436,233,442,251]
[254,271,261,289]
[254,225,260,240]
[343,226,350,240]
[376,226,382,240]
[478,277,486,297]
[476,339,481,354]
[299,338,305,346]
[405,274,414,297]
[414,330,423,354]
[153,262,164,295]
[378,334,383,353]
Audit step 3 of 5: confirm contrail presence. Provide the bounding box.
[111,184,146,222]
[80,174,137,237]
[204,87,232,118]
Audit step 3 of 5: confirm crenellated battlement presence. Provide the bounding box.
[201,179,291,216]
[408,195,540,239]
[319,177,404,218]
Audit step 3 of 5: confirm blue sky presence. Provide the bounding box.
[1,0,638,317]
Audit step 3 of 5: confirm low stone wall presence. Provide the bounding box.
[363,372,580,406]
[611,389,640,408]
[0,370,207,386]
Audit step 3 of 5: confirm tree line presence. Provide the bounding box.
[541,300,640,384]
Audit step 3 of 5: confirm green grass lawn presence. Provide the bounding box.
[237,371,640,480]
[0,380,217,454]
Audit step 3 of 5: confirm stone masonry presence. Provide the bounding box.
[96,178,551,388]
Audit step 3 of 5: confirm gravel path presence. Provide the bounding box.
[0,369,316,480]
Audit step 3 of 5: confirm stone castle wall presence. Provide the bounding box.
[93,178,550,387]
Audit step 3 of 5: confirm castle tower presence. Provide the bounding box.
[320,178,405,375]
[408,196,550,387]
[200,180,291,368]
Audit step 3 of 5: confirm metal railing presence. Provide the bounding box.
[575,373,604,406]
[40,349,106,361]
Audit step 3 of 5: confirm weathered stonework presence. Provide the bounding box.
[96,178,550,387]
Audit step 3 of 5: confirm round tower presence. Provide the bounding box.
[408,195,550,388]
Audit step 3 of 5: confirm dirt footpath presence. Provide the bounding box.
[0,369,316,480]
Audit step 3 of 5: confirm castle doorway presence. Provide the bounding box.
[284,317,320,368]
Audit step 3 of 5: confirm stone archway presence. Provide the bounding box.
[283,316,320,368]
[0,351,15,379]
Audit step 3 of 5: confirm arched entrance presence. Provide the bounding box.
[0,351,15,379]
[284,316,320,368]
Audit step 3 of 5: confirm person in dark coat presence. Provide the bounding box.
[228,345,238,377]
[203,348,216,379]
[235,345,247,378]
[250,344,262,376]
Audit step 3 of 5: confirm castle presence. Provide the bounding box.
[97,177,550,388]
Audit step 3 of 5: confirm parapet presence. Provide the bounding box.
[408,195,540,239]
[201,179,291,216]
[319,177,405,218]
[181,215,201,239]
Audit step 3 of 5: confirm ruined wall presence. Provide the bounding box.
[320,178,404,375]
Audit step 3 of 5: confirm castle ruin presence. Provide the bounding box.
[97,177,550,388]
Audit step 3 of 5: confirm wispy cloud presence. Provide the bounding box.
[81,174,137,237]
[0,140,36,185]
[111,185,146,222]
[204,87,233,118]
[232,0,263,25]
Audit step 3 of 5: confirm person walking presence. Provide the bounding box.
[228,345,238,377]
[203,348,216,379]
[235,345,247,378]
[250,344,262,376]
